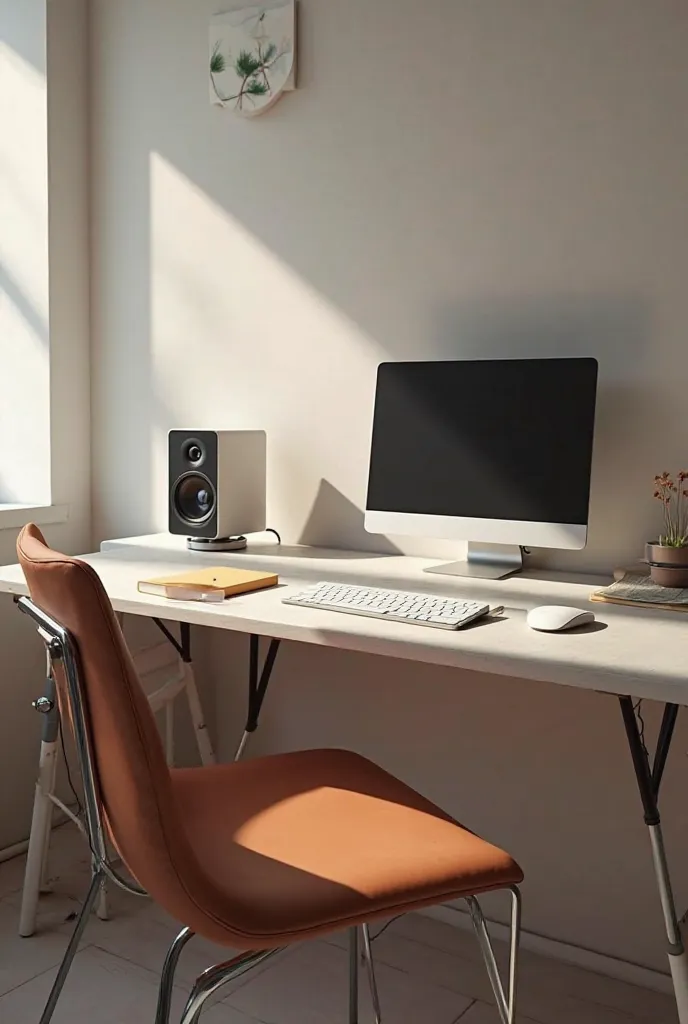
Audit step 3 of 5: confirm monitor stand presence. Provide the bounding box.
[424,542,523,581]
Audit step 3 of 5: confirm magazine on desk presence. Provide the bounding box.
[591,568,688,613]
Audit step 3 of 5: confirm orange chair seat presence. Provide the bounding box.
[171,748,523,945]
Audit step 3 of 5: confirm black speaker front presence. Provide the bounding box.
[169,430,219,538]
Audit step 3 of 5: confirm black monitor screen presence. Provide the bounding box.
[367,358,598,526]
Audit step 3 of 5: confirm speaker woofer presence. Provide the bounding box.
[172,472,217,525]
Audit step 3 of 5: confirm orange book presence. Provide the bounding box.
[138,566,278,603]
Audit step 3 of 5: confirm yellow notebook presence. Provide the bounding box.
[138,566,278,603]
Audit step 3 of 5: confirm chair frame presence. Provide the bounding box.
[18,595,521,1024]
[19,620,215,938]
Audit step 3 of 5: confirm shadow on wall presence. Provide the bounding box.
[0,260,49,348]
[92,1,685,567]
[0,470,20,505]
[0,2,46,74]
[299,479,402,555]
[431,292,651,375]
[432,293,658,571]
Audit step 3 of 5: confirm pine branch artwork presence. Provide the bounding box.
[209,3,295,117]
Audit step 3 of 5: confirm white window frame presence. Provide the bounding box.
[0,0,89,533]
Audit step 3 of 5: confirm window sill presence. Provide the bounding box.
[0,504,69,531]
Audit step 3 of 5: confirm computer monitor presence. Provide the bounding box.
[365,357,598,579]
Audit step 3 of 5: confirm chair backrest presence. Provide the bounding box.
[17,525,222,929]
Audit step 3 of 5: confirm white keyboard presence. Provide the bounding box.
[283,581,491,630]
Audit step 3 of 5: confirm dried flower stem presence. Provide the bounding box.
[653,471,688,547]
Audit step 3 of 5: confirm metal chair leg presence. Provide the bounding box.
[178,949,278,1024]
[466,886,521,1024]
[507,887,521,1021]
[155,927,195,1024]
[361,923,382,1024]
[349,926,359,1024]
[38,869,105,1024]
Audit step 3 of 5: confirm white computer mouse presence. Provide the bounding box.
[526,605,595,633]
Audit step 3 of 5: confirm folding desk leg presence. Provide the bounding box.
[618,697,688,1022]
[183,662,216,766]
[152,620,216,766]
[20,673,59,937]
[234,636,281,761]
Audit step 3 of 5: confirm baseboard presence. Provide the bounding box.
[0,837,30,865]
[421,904,673,996]
[0,810,72,866]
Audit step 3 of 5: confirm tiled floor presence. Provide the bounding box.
[0,825,679,1023]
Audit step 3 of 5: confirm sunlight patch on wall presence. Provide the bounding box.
[0,34,50,504]
[149,153,385,532]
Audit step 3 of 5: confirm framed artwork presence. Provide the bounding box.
[209,1,296,117]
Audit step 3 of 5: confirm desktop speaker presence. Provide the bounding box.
[168,430,266,552]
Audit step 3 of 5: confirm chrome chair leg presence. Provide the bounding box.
[38,869,105,1024]
[507,886,521,1021]
[155,927,195,1024]
[179,949,279,1024]
[360,924,382,1024]
[466,886,521,1024]
[349,926,359,1023]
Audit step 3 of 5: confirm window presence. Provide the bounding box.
[0,1,51,508]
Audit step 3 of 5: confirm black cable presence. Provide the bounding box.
[265,528,281,544]
[58,719,102,869]
[369,914,405,942]
[634,699,650,764]
[59,720,83,822]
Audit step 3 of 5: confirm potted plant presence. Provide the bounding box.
[647,471,688,586]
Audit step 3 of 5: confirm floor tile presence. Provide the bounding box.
[85,890,294,991]
[456,1001,541,1023]
[516,956,677,1024]
[0,851,30,900]
[3,872,291,998]
[225,937,473,1024]
[388,913,677,1024]
[0,899,70,997]
[363,925,495,1002]
[0,821,90,904]
[456,993,669,1024]
[0,945,261,1024]
[392,911,487,962]
[0,827,680,1024]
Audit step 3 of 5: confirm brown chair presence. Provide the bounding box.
[16,524,523,1024]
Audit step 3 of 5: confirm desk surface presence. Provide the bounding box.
[0,532,686,705]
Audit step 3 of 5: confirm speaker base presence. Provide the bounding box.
[186,536,248,553]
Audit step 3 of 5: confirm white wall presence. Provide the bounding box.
[0,0,91,850]
[90,0,688,971]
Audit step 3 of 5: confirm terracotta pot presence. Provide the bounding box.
[645,542,688,587]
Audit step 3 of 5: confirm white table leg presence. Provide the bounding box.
[20,737,58,937]
[39,779,56,894]
[184,662,215,766]
[670,950,688,1023]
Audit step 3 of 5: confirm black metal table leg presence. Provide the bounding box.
[234,635,282,760]
[618,696,688,1021]
[152,618,191,662]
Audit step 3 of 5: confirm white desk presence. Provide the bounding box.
[2,532,686,703]
[2,533,688,1019]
